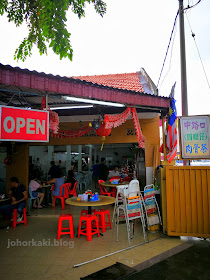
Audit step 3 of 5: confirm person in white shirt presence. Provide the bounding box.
[109,166,120,178]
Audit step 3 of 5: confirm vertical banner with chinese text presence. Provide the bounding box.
[180,116,210,158]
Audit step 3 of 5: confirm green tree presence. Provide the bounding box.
[0,0,106,61]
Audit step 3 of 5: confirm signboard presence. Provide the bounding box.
[0,106,49,142]
[180,116,210,159]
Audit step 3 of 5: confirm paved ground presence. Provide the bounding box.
[121,239,210,280]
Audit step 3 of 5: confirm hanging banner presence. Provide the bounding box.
[0,106,49,142]
[104,107,131,129]
[180,116,210,158]
[131,108,145,148]
[50,126,93,138]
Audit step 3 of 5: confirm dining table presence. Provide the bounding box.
[65,195,116,214]
[101,181,128,197]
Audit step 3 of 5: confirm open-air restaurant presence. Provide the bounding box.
[0,64,209,279]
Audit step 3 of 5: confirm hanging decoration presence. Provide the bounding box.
[104,107,145,148]
[131,108,145,148]
[96,122,112,150]
[41,96,59,134]
[50,126,94,138]
[104,107,131,129]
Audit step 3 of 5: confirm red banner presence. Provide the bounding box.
[0,106,49,142]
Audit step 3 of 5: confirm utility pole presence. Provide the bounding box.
[179,0,190,165]
[179,0,188,116]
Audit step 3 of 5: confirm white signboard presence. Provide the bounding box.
[180,116,210,159]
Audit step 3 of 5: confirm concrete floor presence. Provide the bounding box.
[0,199,187,280]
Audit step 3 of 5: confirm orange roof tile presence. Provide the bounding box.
[73,73,145,93]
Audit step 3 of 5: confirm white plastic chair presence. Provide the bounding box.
[127,179,140,197]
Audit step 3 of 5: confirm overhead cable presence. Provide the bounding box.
[186,13,210,91]
[157,10,179,88]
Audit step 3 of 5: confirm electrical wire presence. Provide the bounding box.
[184,0,203,11]
[157,10,179,88]
[158,21,178,90]
[186,13,210,91]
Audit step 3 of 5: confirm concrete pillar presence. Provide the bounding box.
[78,145,82,172]
[89,145,93,171]
[66,145,72,174]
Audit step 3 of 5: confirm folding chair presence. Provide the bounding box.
[116,190,147,246]
[143,184,162,238]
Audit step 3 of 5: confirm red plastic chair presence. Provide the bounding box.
[53,183,70,210]
[123,176,133,183]
[109,176,121,181]
[68,181,78,197]
[98,180,112,197]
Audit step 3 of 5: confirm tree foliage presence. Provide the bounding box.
[0,0,106,61]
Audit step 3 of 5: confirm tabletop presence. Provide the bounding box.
[0,198,10,202]
[41,184,52,188]
[65,195,116,207]
[101,181,128,188]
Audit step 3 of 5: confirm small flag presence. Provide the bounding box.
[166,98,177,163]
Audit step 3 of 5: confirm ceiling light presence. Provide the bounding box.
[62,96,125,107]
[50,105,93,110]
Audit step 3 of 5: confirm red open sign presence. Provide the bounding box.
[0,106,49,142]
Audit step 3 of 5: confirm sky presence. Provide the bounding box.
[0,0,210,117]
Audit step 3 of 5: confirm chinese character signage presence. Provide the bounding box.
[0,106,49,142]
[180,116,210,159]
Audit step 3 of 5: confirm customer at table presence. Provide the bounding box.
[0,177,27,222]
[65,168,76,190]
[108,166,120,178]
[29,178,45,209]
[98,157,109,181]
[46,170,64,206]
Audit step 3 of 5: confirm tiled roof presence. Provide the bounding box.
[73,73,145,93]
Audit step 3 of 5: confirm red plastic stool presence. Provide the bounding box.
[95,209,111,233]
[12,208,27,228]
[81,209,96,227]
[78,214,100,241]
[57,214,74,240]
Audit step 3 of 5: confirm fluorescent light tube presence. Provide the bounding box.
[50,105,93,110]
[62,96,125,107]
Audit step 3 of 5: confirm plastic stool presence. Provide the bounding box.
[81,209,96,227]
[95,209,111,233]
[57,214,74,240]
[12,208,27,228]
[78,214,100,241]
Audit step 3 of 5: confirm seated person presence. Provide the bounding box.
[46,170,64,206]
[65,169,76,190]
[0,177,27,222]
[29,178,45,208]
[108,166,120,178]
